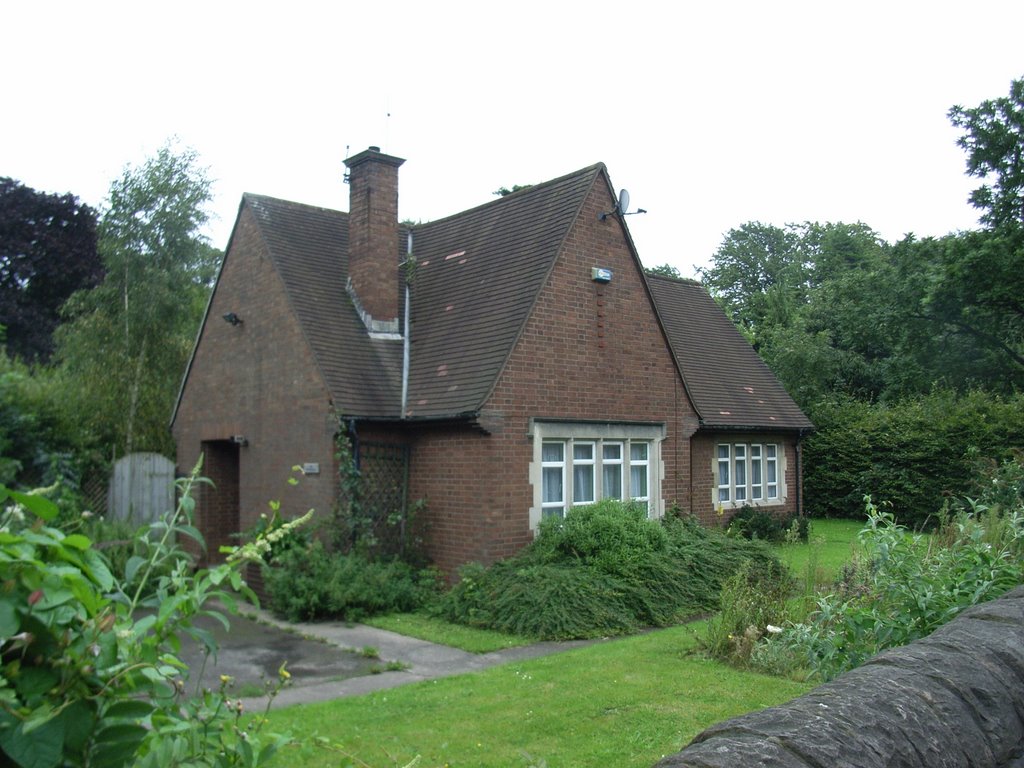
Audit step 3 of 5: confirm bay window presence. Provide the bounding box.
[530,421,664,528]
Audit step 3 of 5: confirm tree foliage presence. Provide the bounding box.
[949,75,1024,231]
[54,143,220,458]
[697,77,1024,526]
[0,179,101,363]
[644,263,682,279]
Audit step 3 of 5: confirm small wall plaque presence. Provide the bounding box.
[301,463,320,475]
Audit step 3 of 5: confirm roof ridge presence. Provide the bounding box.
[243,192,345,216]
[645,272,701,286]
[411,163,606,230]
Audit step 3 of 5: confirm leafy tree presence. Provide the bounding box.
[492,184,532,197]
[54,143,220,458]
[644,263,682,279]
[0,178,101,362]
[949,76,1024,231]
[698,222,803,337]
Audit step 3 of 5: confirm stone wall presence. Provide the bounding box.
[655,585,1024,768]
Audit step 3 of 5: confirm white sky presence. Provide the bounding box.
[4,1,1022,278]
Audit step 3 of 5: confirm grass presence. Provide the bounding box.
[267,620,812,768]
[774,517,865,584]
[363,611,534,653]
[263,518,863,766]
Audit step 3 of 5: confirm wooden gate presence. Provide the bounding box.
[107,452,175,524]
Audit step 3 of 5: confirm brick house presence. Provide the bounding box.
[171,147,812,575]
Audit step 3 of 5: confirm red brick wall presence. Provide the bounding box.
[408,173,699,575]
[689,431,802,526]
[172,205,338,554]
[345,149,403,322]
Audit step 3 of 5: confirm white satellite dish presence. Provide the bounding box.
[618,188,630,215]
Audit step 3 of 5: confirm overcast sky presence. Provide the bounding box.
[4,1,1022,278]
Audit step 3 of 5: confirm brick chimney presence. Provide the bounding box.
[344,146,405,326]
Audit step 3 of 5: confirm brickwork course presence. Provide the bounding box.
[171,147,812,573]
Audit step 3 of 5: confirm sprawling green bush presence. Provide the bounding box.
[263,542,440,623]
[436,502,782,640]
[804,390,1024,527]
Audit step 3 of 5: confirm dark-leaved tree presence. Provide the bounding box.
[0,179,101,363]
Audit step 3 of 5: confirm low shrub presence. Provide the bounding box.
[436,502,783,640]
[263,541,440,622]
[701,559,795,667]
[726,506,809,542]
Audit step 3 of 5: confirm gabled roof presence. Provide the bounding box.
[404,165,601,417]
[227,165,602,420]
[646,274,813,432]
[181,162,809,434]
[245,195,403,417]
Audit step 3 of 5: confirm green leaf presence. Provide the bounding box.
[15,667,61,701]
[5,490,58,522]
[103,700,155,720]
[0,710,63,768]
[80,549,114,592]
[61,534,92,551]
[57,699,96,754]
[0,599,20,637]
[124,555,146,585]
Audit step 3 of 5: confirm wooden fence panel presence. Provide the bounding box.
[107,452,175,524]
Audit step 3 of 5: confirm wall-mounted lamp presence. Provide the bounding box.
[230,435,248,447]
[222,312,242,326]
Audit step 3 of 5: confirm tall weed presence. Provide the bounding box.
[761,496,1024,681]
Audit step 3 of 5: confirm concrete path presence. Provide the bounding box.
[223,606,595,710]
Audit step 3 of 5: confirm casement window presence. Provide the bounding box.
[716,442,783,507]
[530,421,664,529]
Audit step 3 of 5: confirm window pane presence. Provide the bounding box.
[542,507,564,520]
[766,444,778,499]
[603,444,621,461]
[543,466,563,504]
[574,443,594,462]
[751,445,762,500]
[717,444,730,502]
[734,445,747,501]
[574,464,595,503]
[631,443,648,462]
[631,464,648,499]
[603,463,623,499]
[542,442,564,463]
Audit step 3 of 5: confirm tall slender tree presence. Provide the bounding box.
[55,143,219,458]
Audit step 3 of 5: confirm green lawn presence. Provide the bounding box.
[267,620,812,768]
[265,519,865,766]
[363,612,534,654]
[774,517,865,587]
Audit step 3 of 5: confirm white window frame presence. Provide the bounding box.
[530,421,665,530]
[541,441,566,518]
[602,442,624,500]
[714,441,786,509]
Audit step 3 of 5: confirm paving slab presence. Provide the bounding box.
[177,605,596,711]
